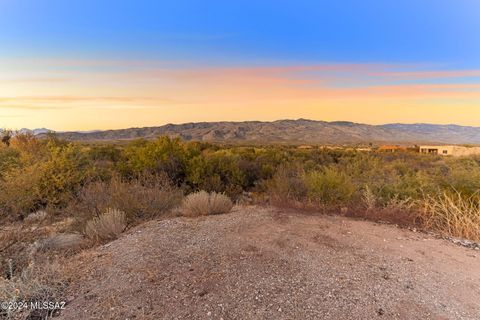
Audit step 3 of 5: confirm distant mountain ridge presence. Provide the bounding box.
[0,128,53,136]
[30,119,480,145]
[18,128,53,136]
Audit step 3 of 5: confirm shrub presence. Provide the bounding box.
[120,136,189,184]
[0,143,93,220]
[208,192,234,215]
[0,261,66,319]
[10,133,45,161]
[0,146,20,178]
[385,194,415,212]
[4,134,480,241]
[362,185,377,210]
[84,208,127,242]
[420,191,480,241]
[182,191,210,217]
[439,158,480,197]
[182,191,233,217]
[186,151,246,198]
[0,165,44,220]
[71,175,183,225]
[36,143,93,207]
[303,167,355,206]
[266,164,308,205]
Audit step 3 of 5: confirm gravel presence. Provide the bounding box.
[59,206,480,319]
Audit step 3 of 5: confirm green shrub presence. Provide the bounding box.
[440,158,480,197]
[303,167,355,206]
[0,142,95,219]
[0,164,45,219]
[186,151,246,198]
[1,133,480,241]
[36,143,93,207]
[0,146,20,177]
[120,136,190,184]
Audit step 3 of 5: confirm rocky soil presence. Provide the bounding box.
[59,206,480,319]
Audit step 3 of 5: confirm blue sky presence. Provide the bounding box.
[1,0,479,65]
[0,0,480,130]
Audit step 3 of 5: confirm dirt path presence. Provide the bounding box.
[59,206,480,319]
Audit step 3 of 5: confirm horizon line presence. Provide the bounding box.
[7,118,480,133]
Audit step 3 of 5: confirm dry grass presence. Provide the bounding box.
[182,191,210,217]
[421,191,480,241]
[208,192,234,215]
[85,208,127,242]
[350,191,420,228]
[182,191,233,217]
[0,227,34,280]
[0,261,67,319]
[0,227,21,252]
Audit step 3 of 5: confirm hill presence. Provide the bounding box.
[40,119,480,144]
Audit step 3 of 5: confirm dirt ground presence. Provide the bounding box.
[59,206,480,320]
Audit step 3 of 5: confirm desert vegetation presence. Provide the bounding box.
[1,134,480,239]
[84,208,127,242]
[182,191,233,217]
[2,133,480,318]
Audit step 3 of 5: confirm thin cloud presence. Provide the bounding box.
[1,60,479,114]
[370,70,480,80]
[0,77,71,84]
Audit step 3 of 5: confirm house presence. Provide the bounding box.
[378,145,407,152]
[419,145,480,156]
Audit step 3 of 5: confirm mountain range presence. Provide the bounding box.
[20,119,480,145]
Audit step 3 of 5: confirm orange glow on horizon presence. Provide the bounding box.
[0,60,479,131]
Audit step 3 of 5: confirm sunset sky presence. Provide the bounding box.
[0,0,479,131]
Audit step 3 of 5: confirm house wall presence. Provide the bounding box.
[419,145,480,156]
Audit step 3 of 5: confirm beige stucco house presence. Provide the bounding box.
[419,145,480,156]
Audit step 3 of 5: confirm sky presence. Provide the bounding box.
[0,0,479,131]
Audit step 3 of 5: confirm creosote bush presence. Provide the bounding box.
[304,167,355,206]
[182,191,233,217]
[69,174,183,227]
[85,208,127,242]
[265,165,308,206]
[1,133,480,240]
